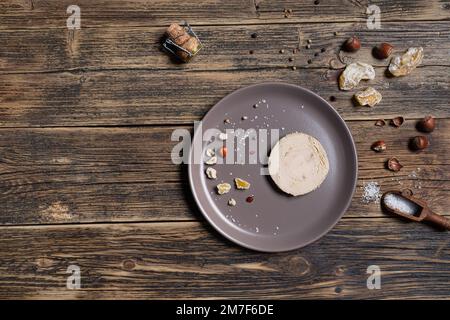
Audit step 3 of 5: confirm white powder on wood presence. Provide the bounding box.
[383,193,420,216]
[361,181,381,204]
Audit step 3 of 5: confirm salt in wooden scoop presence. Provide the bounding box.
[381,190,450,230]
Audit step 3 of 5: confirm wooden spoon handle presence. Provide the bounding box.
[425,213,450,230]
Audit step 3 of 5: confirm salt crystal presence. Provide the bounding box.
[383,193,420,216]
[362,181,381,204]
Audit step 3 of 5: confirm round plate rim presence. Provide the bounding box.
[188,82,358,252]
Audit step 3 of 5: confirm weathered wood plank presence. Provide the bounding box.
[0,0,448,29]
[1,66,449,127]
[0,219,448,299]
[1,21,449,73]
[0,120,448,225]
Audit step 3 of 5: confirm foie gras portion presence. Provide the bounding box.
[268,132,329,196]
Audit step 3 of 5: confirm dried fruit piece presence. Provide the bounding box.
[219,147,227,158]
[387,157,403,172]
[216,183,231,195]
[391,116,404,128]
[410,136,429,151]
[205,167,217,179]
[417,116,435,133]
[375,119,386,127]
[354,87,382,107]
[246,195,254,203]
[205,156,217,165]
[228,198,236,206]
[339,62,375,91]
[371,141,386,152]
[388,47,423,77]
[234,178,251,190]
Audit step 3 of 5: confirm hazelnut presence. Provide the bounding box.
[373,43,394,59]
[387,157,403,172]
[343,36,361,52]
[417,116,436,133]
[410,136,429,151]
[371,140,386,152]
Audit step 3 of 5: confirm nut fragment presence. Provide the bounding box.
[234,178,251,190]
[228,198,236,206]
[388,47,423,77]
[216,183,231,195]
[375,119,386,127]
[218,132,228,140]
[390,116,404,128]
[417,116,436,133]
[206,148,215,157]
[339,62,375,91]
[387,157,403,172]
[205,156,217,165]
[373,43,394,59]
[342,36,361,52]
[205,167,217,179]
[410,136,429,151]
[354,87,382,107]
[371,140,386,152]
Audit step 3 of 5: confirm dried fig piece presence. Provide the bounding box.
[354,87,382,107]
[388,47,423,77]
[339,62,375,91]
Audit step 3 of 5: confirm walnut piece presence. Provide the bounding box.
[388,47,423,77]
[216,183,231,195]
[339,62,375,91]
[354,87,382,107]
[234,178,251,190]
[205,167,217,179]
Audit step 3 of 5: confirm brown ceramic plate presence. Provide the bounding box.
[188,83,357,252]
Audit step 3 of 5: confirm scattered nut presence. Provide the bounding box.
[228,198,236,206]
[410,136,429,151]
[375,119,386,127]
[234,178,251,190]
[354,87,382,107]
[339,62,375,91]
[391,116,404,128]
[387,157,403,172]
[373,43,394,59]
[216,183,231,195]
[218,132,228,140]
[371,140,386,152]
[242,116,248,120]
[417,116,436,133]
[205,167,217,179]
[388,47,423,77]
[206,148,215,157]
[224,118,231,124]
[205,156,217,165]
[342,36,361,52]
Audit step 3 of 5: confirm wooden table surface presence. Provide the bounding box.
[0,0,449,299]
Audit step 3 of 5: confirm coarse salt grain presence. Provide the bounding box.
[361,181,381,204]
[383,193,420,216]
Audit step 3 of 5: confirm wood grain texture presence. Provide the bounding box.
[0,219,448,299]
[0,119,448,225]
[0,0,449,29]
[1,66,449,127]
[1,21,449,73]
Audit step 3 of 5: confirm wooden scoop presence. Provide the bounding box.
[381,190,450,230]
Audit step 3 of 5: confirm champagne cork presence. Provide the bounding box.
[165,23,201,62]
